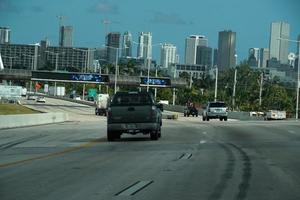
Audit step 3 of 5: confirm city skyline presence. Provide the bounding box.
[1,0,300,62]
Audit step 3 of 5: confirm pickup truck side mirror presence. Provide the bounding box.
[157,103,164,112]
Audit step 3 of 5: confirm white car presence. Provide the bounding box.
[36,97,46,103]
[74,96,81,100]
[202,101,228,121]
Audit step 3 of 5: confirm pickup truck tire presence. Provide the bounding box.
[150,131,158,140]
[207,117,210,121]
[107,131,115,141]
[224,117,228,121]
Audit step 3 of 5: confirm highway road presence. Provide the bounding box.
[22,97,99,122]
[1,118,300,200]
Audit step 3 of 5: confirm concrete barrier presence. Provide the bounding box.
[0,112,69,129]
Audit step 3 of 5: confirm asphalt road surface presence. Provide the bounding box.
[22,97,99,122]
[1,118,300,200]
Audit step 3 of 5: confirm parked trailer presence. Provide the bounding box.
[265,110,286,120]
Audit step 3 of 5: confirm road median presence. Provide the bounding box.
[0,112,69,129]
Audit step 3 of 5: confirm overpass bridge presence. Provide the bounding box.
[0,69,187,88]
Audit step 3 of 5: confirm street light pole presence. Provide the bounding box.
[214,67,218,102]
[296,43,300,119]
[154,66,158,101]
[232,68,237,110]
[114,48,119,94]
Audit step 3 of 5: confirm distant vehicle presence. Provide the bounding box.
[74,96,81,100]
[158,100,169,105]
[95,94,109,116]
[265,110,286,120]
[107,91,163,141]
[27,95,37,100]
[202,101,228,121]
[184,103,198,117]
[87,96,95,101]
[21,87,27,97]
[36,96,46,103]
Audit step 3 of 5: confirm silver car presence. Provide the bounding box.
[202,101,228,121]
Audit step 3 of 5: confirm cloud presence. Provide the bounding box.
[88,1,119,14]
[150,11,193,25]
[0,0,20,12]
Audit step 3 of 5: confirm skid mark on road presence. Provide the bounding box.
[0,135,46,151]
[208,142,236,200]
[0,140,99,169]
[229,143,252,200]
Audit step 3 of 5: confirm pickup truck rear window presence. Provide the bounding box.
[209,102,226,107]
[111,93,153,106]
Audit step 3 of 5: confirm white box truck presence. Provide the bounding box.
[265,110,286,120]
[95,94,109,116]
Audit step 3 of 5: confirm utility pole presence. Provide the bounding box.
[172,66,176,105]
[259,71,264,107]
[154,66,158,101]
[232,68,237,110]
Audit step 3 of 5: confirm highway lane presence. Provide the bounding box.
[22,97,99,122]
[1,119,300,200]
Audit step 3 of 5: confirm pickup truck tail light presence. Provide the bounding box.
[150,106,156,119]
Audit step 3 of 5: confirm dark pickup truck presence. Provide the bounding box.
[107,91,163,141]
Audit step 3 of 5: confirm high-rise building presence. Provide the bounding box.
[269,21,290,64]
[297,34,300,54]
[196,46,212,67]
[217,30,236,70]
[259,48,270,68]
[137,32,152,59]
[0,27,11,44]
[213,49,218,67]
[59,26,73,47]
[122,31,132,58]
[106,32,121,64]
[248,48,260,68]
[0,43,39,70]
[160,43,177,68]
[0,42,94,72]
[185,35,208,65]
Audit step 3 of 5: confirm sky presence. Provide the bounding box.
[1,0,300,62]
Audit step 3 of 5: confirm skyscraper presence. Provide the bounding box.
[217,30,236,70]
[213,49,218,67]
[185,35,208,65]
[297,34,300,54]
[269,21,290,64]
[160,43,177,68]
[259,48,270,68]
[122,31,132,58]
[59,26,73,47]
[196,46,212,67]
[106,32,121,64]
[0,27,11,44]
[137,32,152,59]
[248,48,260,68]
